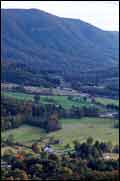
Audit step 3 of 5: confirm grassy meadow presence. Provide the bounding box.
[2,91,119,150]
[96,97,119,106]
[2,91,92,109]
[2,91,119,109]
[2,117,119,147]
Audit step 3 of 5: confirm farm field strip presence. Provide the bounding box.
[2,91,119,108]
[1,91,91,109]
[96,97,119,106]
[2,118,119,146]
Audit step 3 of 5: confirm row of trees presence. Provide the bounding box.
[1,96,61,132]
[73,138,115,159]
[1,95,100,132]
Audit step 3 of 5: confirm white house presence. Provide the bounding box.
[44,146,54,154]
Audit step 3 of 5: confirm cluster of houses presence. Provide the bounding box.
[1,161,11,169]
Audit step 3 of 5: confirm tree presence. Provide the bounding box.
[92,147,100,158]
[32,143,41,153]
[33,94,40,104]
[30,163,43,177]
[15,85,25,92]
[49,136,55,144]
[47,112,61,132]
[3,148,15,162]
[99,142,112,153]
[12,114,24,128]
[83,96,87,102]
[87,137,93,145]
[65,144,71,149]
[7,134,15,145]
[107,141,113,153]
[113,119,119,128]
[12,169,28,180]
[73,140,81,151]
[112,145,119,153]
[94,140,100,149]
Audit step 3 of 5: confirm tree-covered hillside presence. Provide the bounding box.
[1,9,119,87]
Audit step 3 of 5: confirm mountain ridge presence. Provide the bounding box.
[1,8,119,86]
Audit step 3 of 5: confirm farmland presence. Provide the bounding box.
[96,97,119,106]
[1,91,92,109]
[2,90,119,147]
[2,117,119,147]
[51,118,119,146]
[2,91,119,109]
[1,90,119,180]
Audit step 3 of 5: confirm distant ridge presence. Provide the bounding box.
[1,8,119,85]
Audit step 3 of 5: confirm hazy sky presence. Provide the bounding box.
[1,1,119,31]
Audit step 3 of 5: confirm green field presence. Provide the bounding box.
[2,91,34,101]
[2,91,119,148]
[2,91,92,109]
[50,118,119,146]
[2,117,119,146]
[2,125,46,143]
[2,91,119,109]
[96,97,119,106]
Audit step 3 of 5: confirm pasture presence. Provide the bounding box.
[96,97,119,106]
[2,91,119,109]
[2,117,119,147]
[2,91,92,109]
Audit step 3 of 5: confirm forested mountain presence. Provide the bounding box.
[1,9,119,86]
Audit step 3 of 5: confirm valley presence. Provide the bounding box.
[2,88,119,149]
[1,6,119,181]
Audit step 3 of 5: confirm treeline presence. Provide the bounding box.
[58,105,99,118]
[2,61,119,99]
[1,96,61,132]
[2,62,60,88]
[71,84,119,99]
[1,96,100,132]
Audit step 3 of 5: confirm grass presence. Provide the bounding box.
[2,118,119,147]
[49,118,119,147]
[2,125,46,143]
[96,97,119,106]
[2,91,34,101]
[2,90,119,109]
[42,95,91,109]
[2,91,91,109]
[2,91,119,149]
